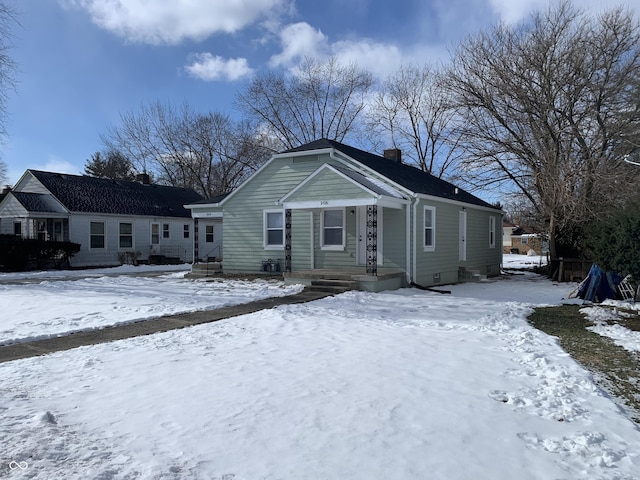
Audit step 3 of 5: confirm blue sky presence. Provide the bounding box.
[2,0,638,186]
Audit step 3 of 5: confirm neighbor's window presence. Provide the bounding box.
[424,206,435,251]
[264,210,284,248]
[119,222,133,249]
[162,223,170,239]
[205,225,214,243]
[322,209,344,249]
[90,221,105,249]
[183,224,190,239]
[151,223,160,244]
[489,216,496,248]
[13,222,21,237]
[521,237,529,245]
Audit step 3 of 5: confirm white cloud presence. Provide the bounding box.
[63,0,288,45]
[268,22,409,79]
[37,156,80,176]
[487,0,546,23]
[185,53,254,81]
[268,22,330,68]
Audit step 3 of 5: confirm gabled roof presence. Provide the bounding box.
[28,170,203,218]
[283,139,499,210]
[188,192,231,206]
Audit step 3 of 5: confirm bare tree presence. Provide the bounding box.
[445,0,640,262]
[0,158,6,185]
[102,101,271,197]
[367,64,464,178]
[236,57,374,149]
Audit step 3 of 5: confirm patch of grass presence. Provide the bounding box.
[528,305,640,423]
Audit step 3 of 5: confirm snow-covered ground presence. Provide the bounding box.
[3,260,640,479]
[0,264,303,345]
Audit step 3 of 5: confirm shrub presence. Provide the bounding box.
[0,235,81,271]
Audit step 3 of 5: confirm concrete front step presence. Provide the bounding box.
[306,278,358,294]
[189,262,223,277]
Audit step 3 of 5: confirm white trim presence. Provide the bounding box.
[423,205,436,252]
[283,196,407,211]
[412,198,418,284]
[320,207,346,251]
[309,211,314,269]
[191,211,223,219]
[459,211,467,262]
[263,208,285,250]
[416,192,500,213]
[406,199,412,284]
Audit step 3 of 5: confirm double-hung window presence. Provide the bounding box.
[321,209,345,249]
[205,225,214,243]
[90,221,106,249]
[162,223,170,239]
[264,210,284,249]
[424,206,435,251]
[183,224,190,239]
[119,222,133,249]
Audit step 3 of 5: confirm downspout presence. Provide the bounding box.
[405,199,411,285]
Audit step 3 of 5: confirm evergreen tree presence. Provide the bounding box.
[84,150,135,181]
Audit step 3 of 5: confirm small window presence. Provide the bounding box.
[162,223,170,239]
[424,206,435,251]
[205,225,214,243]
[119,222,133,249]
[489,217,496,248]
[322,209,344,249]
[521,237,529,245]
[90,221,105,249]
[183,224,190,239]
[151,223,160,245]
[13,222,21,237]
[264,210,284,248]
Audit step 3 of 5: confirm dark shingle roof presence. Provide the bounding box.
[29,170,203,218]
[190,192,231,205]
[12,192,62,212]
[283,139,499,210]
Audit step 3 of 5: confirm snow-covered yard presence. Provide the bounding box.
[2,257,640,479]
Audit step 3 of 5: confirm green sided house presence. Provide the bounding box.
[186,139,503,291]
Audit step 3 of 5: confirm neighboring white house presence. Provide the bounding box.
[0,170,203,268]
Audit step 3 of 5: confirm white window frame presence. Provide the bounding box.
[423,206,436,252]
[162,223,170,239]
[263,209,285,250]
[321,208,345,251]
[183,224,190,239]
[119,222,134,249]
[489,216,496,248]
[90,221,106,249]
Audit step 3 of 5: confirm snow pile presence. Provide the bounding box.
[2,273,640,479]
[581,306,640,353]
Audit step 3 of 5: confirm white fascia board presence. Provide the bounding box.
[283,195,407,210]
[192,211,223,219]
[416,193,501,213]
[280,163,381,203]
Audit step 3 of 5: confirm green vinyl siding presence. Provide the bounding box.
[413,198,502,286]
[222,154,341,273]
[381,207,406,268]
[286,167,374,202]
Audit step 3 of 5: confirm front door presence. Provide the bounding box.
[150,223,161,254]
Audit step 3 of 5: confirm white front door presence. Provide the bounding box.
[150,223,161,254]
[459,211,467,262]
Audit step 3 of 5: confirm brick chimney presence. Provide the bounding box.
[383,148,402,164]
[136,173,150,185]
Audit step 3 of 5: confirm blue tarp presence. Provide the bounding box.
[577,264,623,302]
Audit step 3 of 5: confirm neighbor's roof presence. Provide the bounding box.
[283,139,499,210]
[28,170,203,217]
[189,192,232,205]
